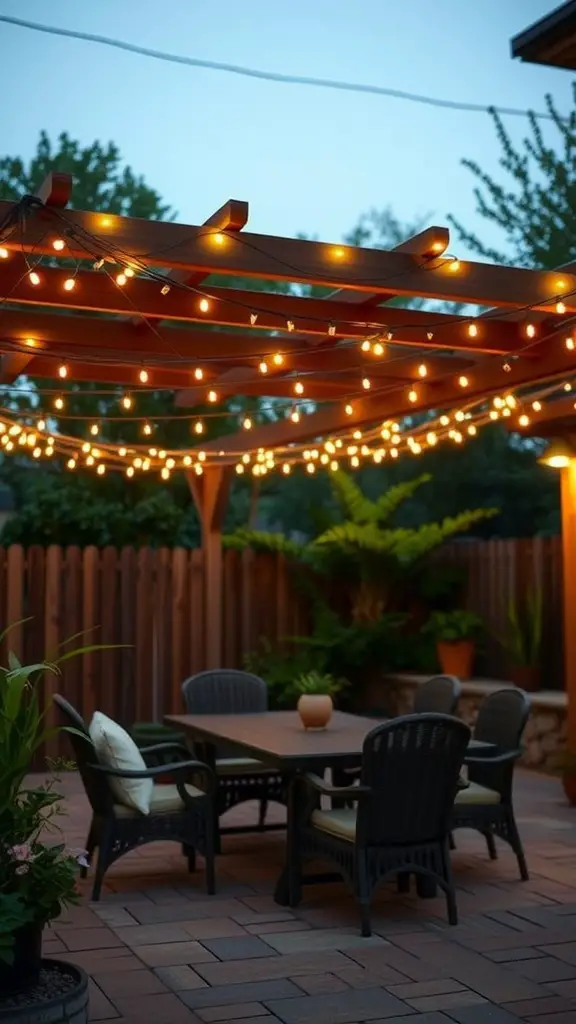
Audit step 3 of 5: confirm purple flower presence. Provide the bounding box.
[15,863,29,876]
[9,843,34,862]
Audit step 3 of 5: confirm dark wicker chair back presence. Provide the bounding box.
[413,675,461,716]
[182,670,268,758]
[469,688,530,800]
[54,694,112,816]
[358,713,471,847]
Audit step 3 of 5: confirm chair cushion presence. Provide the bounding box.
[311,808,357,841]
[454,782,501,806]
[113,782,204,818]
[216,757,274,775]
[89,711,153,815]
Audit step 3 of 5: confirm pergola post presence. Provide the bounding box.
[561,461,576,750]
[187,466,233,669]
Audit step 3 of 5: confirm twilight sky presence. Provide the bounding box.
[0,0,572,260]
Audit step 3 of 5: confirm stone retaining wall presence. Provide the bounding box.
[382,675,567,772]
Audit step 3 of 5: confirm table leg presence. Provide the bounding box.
[273,771,298,906]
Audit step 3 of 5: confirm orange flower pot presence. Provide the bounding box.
[297,694,333,729]
[436,640,475,680]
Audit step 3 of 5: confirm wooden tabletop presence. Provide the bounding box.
[165,710,493,770]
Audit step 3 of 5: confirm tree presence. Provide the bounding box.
[448,87,576,268]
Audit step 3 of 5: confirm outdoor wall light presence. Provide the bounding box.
[538,438,576,469]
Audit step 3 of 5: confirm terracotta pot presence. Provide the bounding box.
[510,665,541,692]
[436,639,475,680]
[297,694,333,729]
[0,920,43,994]
[562,773,576,806]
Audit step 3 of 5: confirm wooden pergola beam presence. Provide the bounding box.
[0,261,528,353]
[186,466,233,668]
[195,326,576,455]
[2,199,574,310]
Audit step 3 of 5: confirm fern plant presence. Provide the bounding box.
[227,472,497,624]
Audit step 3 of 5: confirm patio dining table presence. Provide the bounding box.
[165,709,494,905]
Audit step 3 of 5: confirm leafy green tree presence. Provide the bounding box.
[448,87,576,268]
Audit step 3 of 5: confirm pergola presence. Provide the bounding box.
[1,171,576,745]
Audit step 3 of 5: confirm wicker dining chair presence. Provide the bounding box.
[452,687,530,879]
[181,670,285,831]
[287,713,471,935]
[413,675,461,715]
[54,694,216,900]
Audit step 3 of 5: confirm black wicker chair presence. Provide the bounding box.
[287,713,471,935]
[413,675,461,715]
[54,695,216,901]
[452,687,530,880]
[181,670,285,833]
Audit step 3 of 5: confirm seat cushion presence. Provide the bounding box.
[217,757,274,775]
[454,782,501,806]
[89,711,153,815]
[114,782,204,818]
[311,808,357,841]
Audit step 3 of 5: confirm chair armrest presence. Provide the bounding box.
[302,772,369,799]
[465,749,523,766]
[89,759,216,794]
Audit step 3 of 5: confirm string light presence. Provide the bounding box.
[525,323,536,339]
[467,323,478,338]
[116,273,127,287]
[28,271,41,286]
[372,342,385,356]
[361,340,371,353]
[408,388,418,403]
[207,390,218,403]
[362,377,371,390]
[287,320,295,332]
[519,414,530,427]
[556,300,567,315]
[0,247,8,259]
[124,267,135,279]
[161,284,171,296]
[194,367,204,381]
[458,375,469,388]
[93,258,105,270]
[290,408,300,423]
[139,368,149,383]
[448,258,460,272]
[532,400,542,411]
[345,404,353,415]
[121,394,132,410]
[126,466,135,478]
[199,298,210,313]
[502,361,512,372]
[89,423,99,436]
[97,464,106,476]
[37,419,46,431]
[54,396,64,410]
[194,420,204,434]
[259,361,268,374]
[143,422,152,436]
[25,338,37,348]
[67,458,76,469]
[566,336,575,351]
[250,313,258,326]
[418,363,428,378]
[243,417,252,430]
[63,277,76,292]
[58,364,68,379]
[272,353,284,366]
[294,380,304,395]
[328,324,337,337]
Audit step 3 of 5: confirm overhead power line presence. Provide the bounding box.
[0,13,562,122]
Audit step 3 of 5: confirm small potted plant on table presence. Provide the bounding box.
[497,589,543,692]
[0,648,89,1021]
[294,671,344,729]
[423,610,483,680]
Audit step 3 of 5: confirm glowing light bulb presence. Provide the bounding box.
[259,361,268,374]
[126,466,135,478]
[332,247,345,259]
[345,404,353,416]
[468,323,478,338]
[294,381,304,395]
[52,238,65,252]
[467,424,477,436]
[194,367,203,381]
[532,400,542,411]
[124,267,135,278]
[328,324,336,337]
[286,320,295,332]
[139,368,149,383]
[89,423,99,436]
[426,432,437,446]
[67,458,76,469]
[243,417,252,430]
[29,271,41,286]
[194,420,204,434]
[418,363,428,378]
[556,300,567,315]
[565,382,573,392]
[97,464,106,476]
[0,247,8,259]
[408,389,418,403]
[458,375,469,388]
[119,447,127,457]
[143,422,152,436]
[122,394,132,410]
[161,284,171,296]
[86,455,95,466]
[58,364,68,379]
[25,338,37,348]
[235,463,244,475]
[250,313,258,325]
[32,446,41,458]
[448,258,460,272]
[54,397,64,410]
[161,467,170,480]
[362,377,371,390]
[306,462,316,474]
[455,410,465,422]
[440,415,450,426]
[199,298,210,313]
[37,419,45,431]
[373,342,385,356]
[208,390,218,403]
[116,273,127,287]
[566,336,575,351]
[290,409,300,423]
[526,323,536,339]
[282,463,291,475]
[519,414,530,427]
[63,277,76,292]
[272,353,284,366]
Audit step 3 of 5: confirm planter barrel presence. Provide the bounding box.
[0,960,88,1024]
[0,923,43,995]
[436,640,475,680]
[297,694,333,729]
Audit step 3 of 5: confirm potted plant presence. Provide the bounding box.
[548,749,576,806]
[0,640,96,1020]
[294,670,344,729]
[423,610,483,679]
[497,589,543,692]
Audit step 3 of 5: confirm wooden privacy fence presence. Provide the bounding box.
[0,537,563,760]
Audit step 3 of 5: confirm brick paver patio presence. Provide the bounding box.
[40,769,576,1023]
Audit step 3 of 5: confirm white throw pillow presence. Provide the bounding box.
[89,711,153,815]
